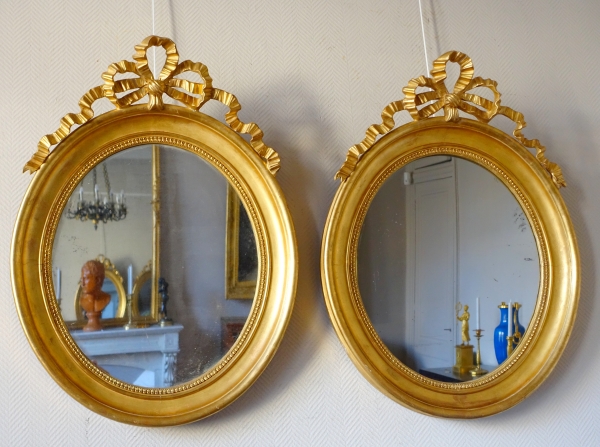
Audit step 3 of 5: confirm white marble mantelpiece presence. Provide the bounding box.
[71,324,183,387]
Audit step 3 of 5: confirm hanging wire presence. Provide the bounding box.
[417,0,429,74]
[152,0,156,76]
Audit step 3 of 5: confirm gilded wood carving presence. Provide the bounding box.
[335,51,565,189]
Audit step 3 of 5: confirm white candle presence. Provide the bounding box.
[94,184,99,201]
[121,190,125,204]
[55,268,61,300]
[79,187,83,202]
[508,300,513,337]
[128,264,133,295]
[476,296,480,330]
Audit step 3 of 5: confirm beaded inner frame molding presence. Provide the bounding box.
[321,51,579,418]
[12,36,297,426]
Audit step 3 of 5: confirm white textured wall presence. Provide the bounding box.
[1,0,599,445]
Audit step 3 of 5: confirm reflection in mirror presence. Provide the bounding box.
[54,147,153,326]
[52,145,258,387]
[72,255,126,322]
[226,184,259,299]
[358,156,539,382]
[132,261,152,317]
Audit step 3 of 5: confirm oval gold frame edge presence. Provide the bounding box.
[321,117,579,418]
[11,105,297,425]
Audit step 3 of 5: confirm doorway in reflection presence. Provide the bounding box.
[358,156,539,377]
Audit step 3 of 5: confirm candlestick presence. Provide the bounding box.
[507,334,515,357]
[470,329,488,376]
[123,294,137,330]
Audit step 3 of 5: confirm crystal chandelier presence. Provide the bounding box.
[66,163,127,230]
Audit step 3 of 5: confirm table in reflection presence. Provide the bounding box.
[71,324,183,387]
[419,365,497,383]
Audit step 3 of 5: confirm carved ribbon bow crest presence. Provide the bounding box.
[336,51,565,189]
[102,36,213,112]
[25,36,280,175]
[402,51,499,124]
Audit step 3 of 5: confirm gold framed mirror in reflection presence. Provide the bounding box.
[132,260,152,318]
[11,36,297,426]
[56,144,160,329]
[226,184,259,299]
[322,51,579,418]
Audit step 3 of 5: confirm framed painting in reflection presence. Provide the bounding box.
[225,184,258,299]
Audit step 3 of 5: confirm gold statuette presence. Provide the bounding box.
[453,303,474,374]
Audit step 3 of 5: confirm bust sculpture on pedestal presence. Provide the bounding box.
[80,260,111,332]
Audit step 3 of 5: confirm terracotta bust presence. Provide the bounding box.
[80,260,111,331]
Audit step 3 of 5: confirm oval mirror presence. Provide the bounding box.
[11,36,297,425]
[322,51,579,417]
[53,144,259,387]
[359,155,539,380]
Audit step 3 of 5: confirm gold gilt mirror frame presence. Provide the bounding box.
[11,36,297,425]
[321,51,579,418]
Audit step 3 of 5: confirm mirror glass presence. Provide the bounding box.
[52,145,257,387]
[358,156,539,382]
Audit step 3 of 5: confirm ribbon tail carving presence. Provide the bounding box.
[24,85,104,174]
[497,106,566,188]
[335,100,404,182]
[212,88,280,175]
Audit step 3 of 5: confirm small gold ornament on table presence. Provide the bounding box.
[470,329,488,376]
[453,303,474,374]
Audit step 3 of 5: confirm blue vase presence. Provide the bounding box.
[494,303,509,364]
[494,303,526,364]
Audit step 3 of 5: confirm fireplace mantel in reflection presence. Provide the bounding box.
[71,324,184,387]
